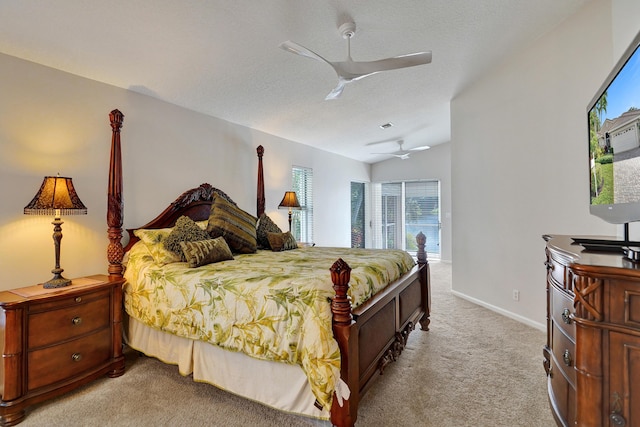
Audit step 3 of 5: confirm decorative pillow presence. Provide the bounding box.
[266,231,298,252]
[206,197,258,254]
[256,213,282,249]
[180,237,234,268]
[133,228,181,265]
[163,216,211,261]
[196,220,208,230]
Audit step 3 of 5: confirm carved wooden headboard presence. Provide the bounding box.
[105,109,266,278]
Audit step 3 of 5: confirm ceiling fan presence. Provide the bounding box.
[372,140,430,160]
[279,21,432,100]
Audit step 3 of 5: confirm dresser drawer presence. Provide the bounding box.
[547,254,568,289]
[551,321,576,387]
[550,283,575,339]
[27,328,112,391]
[548,356,576,425]
[28,291,111,348]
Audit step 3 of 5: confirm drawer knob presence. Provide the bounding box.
[610,413,626,426]
[563,349,572,366]
[75,296,82,303]
[610,392,626,426]
[561,308,571,324]
[71,353,82,362]
[72,316,82,325]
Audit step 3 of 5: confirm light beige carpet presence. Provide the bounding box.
[21,262,555,426]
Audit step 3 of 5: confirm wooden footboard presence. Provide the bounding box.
[105,110,430,427]
[330,235,430,427]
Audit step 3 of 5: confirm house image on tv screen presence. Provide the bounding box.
[597,108,640,154]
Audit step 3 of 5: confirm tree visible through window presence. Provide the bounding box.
[351,182,365,248]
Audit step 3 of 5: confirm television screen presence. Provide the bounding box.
[588,29,640,224]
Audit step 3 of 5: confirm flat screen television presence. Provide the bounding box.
[587,29,640,228]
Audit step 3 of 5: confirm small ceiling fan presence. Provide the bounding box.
[372,140,430,160]
[279,21,432,100]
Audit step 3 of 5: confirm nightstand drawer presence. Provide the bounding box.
[28,291,111,348]
[27,328,112,391]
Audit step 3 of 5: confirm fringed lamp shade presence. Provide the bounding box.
[278,191,300,210]
[278,191,301,232]
[24,176,87,288]
[24,176,87,216]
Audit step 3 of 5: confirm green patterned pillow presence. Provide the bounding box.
[164,216,210,261]
[180,237,234,268]
[206,197,257,254]
[266,231,298,252]
[133,228,181,265]
[256,213,282,249]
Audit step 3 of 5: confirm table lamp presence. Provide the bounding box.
[24,175,87,288]
[278,191,300,232]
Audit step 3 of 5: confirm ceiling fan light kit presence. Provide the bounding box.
[280,21,432,100]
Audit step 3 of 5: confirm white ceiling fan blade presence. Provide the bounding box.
[325,78,348,100]
[279,41,332,65]
[372,151,410,159]
[409,145,431,151]
[334,51,432,80]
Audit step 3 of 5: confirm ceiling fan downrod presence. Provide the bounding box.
[339,22,356,59]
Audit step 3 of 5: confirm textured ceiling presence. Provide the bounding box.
[0,0,591,163]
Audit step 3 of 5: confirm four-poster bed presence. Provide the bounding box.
[106,109,431,426]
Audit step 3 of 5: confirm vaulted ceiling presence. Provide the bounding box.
[0,1,590,163]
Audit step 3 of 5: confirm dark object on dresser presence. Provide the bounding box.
[0,275,125,426]
[543,235,640,427]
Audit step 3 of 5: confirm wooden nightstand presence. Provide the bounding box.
[0,274,125,426]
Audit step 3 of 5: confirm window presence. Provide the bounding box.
[351,182,365,248]
[371,180,440,258]
[292,166,313,243]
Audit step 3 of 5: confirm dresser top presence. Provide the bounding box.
[545,234,640,276]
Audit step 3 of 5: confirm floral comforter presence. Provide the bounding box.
[123,242,415,410]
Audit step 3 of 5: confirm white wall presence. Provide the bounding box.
[371,142,452,262]
[450,0,621,328]
[0,53,370,290]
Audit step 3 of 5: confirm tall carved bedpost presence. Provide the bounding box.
[107,109,125,278]
[256,145,265,218]
[416,231,431,330]
[330,258,358,427]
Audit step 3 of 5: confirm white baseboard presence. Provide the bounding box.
[450,289,546,332]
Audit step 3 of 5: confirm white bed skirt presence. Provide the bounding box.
[124,316,330,420]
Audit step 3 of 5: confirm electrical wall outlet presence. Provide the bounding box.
[513,290,520,301]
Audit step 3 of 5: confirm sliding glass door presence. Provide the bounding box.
[372,180,441,258]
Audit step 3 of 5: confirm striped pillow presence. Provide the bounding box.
[266,231,298,252]
[206,196,257,253]
[180,237,234,268]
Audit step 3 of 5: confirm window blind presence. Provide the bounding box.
[292,166,313,243]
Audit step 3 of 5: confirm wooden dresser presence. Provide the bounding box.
[544,235,640,427]
[0,275,125,426]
